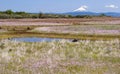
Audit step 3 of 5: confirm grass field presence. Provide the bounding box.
[0,18,120,40]
[31,24,120,35]
[0,18,120,74]
[0,39,120,74]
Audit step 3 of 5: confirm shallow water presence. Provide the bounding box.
[10,37,65,42]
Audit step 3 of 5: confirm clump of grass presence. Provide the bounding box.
[27,27,31,30]
[0,39,120,74]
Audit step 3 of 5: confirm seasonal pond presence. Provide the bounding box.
[10,37,72,42]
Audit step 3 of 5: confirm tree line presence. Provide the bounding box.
[0,10,107,19]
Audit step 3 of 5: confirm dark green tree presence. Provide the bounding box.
[15,11,26,15]
[38,12,43,18]
[5,10,14,14]
[99,14,106,17]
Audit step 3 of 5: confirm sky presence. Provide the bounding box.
[0,0,120,13]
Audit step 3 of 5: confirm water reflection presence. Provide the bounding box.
[10,37,64,42]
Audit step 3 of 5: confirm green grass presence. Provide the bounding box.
[0,39,120,74]
[0,32,120,40]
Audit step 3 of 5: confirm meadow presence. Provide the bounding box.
[0,18,120,74]
[0,18,120,40]
[0,39,120,74]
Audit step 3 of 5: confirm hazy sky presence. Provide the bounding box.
[0,0,120,13]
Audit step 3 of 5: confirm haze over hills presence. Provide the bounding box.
[62,11,120,17]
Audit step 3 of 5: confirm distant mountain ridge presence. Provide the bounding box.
[62,11,120,17]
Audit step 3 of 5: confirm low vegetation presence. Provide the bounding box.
[32,25,120,35]
[0,24,120,40]
[0,39,120,74]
